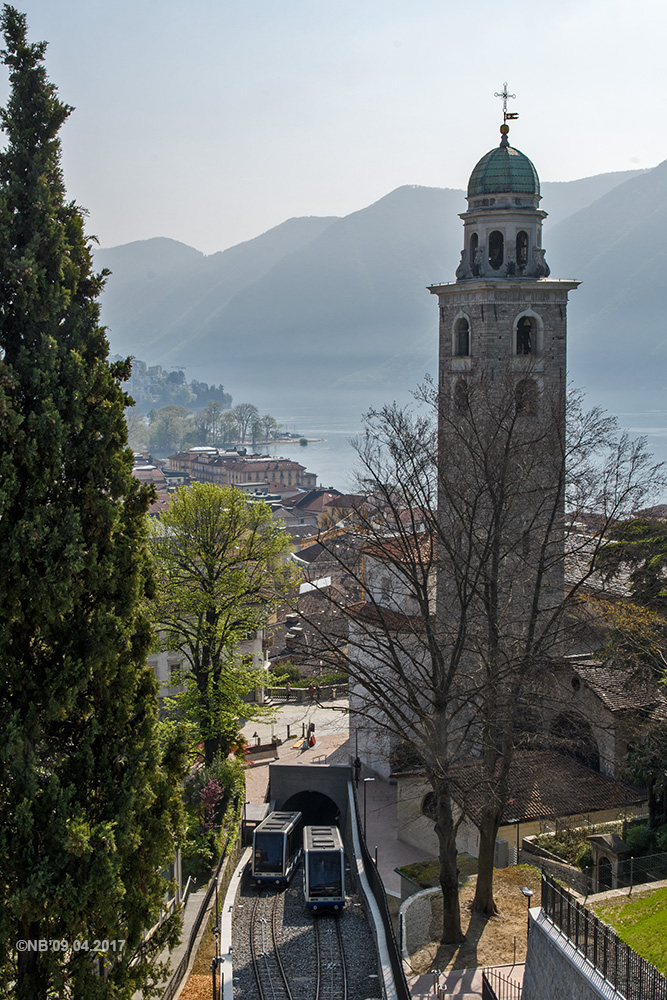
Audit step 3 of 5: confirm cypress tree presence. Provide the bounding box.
[0,8,184,998]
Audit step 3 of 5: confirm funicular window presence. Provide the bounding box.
[489,230,504,270]
[254,832,283,873]
[516,231,529,268]
[308,852,342,897]
[515,378,538,416]
[454,318,470,356]
[516,316,533,355]
[285,824,299,869]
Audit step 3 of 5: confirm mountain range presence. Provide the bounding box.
[96,163,663,420]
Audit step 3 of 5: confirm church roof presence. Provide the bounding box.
[449,751,643,826]
[467,142,540,198]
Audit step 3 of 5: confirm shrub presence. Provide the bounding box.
[624,823,654,855]
[576,844,593,870]
[654,823,667,853]
[271,661,302,684]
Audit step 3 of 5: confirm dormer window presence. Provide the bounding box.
[489,231,504,270]
[454,318,470,356]
[516,231,529,268]
[517,316,533,354]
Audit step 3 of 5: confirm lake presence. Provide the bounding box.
[265,385,667,497]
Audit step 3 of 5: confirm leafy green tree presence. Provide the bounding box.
[0,8,185,998]
[149,483,295,764]
[622,723,667,828]
[146,403,192,454]
[599,517,667,610]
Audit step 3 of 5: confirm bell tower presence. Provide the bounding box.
[429,96,581,670]
[429,93,579,401]
[429,104,579,422]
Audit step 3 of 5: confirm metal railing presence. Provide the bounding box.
[482,968,523,1000]
[161,823,239,1000]
[541,873,667,1000]
[351,782,411,1000]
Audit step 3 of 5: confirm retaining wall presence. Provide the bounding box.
[523,908,625,1000]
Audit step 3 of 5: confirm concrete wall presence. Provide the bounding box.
[267,762,352,826]
[398,888,442,971]
[523,908,626,1000]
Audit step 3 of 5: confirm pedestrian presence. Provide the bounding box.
[309,683,314,702]
[285,681,290,702]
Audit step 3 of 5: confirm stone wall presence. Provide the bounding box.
[523,909,625,1000]
[397,887,442,970]
[518,847,590,894]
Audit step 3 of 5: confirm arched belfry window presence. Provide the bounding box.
[454,318,470,356]
[515,378,538,416]
[489,231,504,270]
[470,232,478,263]
[516,231,529,268]
[516,316,533,355]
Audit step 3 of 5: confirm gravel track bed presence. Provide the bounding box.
[232,850,382,1000]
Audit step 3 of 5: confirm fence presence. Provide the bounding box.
[264,683,348,704]
[553,805,648,838]
[541,873,667,1000]
[598,850,667,891]
[161,827,238,1000]
[351,782,412,1000]
[482,968,523,1000]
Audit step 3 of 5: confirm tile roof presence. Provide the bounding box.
[447,750,644,826]
[566,659,667,716]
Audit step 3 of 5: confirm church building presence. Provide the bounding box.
[347,103,655,861]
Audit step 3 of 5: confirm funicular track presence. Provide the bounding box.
[249,889,295,1000]
[236,857,381,1000]
[313,911,348,1000]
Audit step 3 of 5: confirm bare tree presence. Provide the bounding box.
[295,373,663,940]
[233,402,259,444]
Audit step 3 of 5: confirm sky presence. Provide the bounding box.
[1,0,665,255]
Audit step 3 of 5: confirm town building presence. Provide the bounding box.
[167,447,317,491]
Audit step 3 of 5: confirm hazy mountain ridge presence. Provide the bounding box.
[96,165,662,407]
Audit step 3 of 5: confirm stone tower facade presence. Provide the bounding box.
[429,123,581,748]
[430,122,578,407]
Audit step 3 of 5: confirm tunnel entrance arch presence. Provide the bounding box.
[282,790,341,826]
[268,763,351,829]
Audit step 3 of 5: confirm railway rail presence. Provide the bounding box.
[313,913,348,1000]
[249,890,294,1000]
[233,857,381,1000]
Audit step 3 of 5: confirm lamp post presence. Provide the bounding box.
[520,886,534,938]
[363,777,375,839]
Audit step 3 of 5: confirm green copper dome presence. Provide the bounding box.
[467,143,540,198]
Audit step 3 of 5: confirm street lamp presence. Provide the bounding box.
[363,777,375,838]
[520,886,534,937]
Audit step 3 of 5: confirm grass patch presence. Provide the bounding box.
[592,886,667,975]
[398,854,478,889]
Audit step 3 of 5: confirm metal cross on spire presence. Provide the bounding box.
[494,82,518,121]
